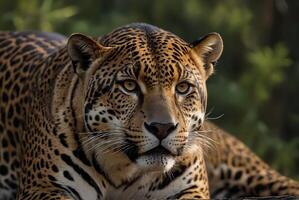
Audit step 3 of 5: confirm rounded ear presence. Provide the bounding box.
[67,33,110,74]
[190,33,223,77]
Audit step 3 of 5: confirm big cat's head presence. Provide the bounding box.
[67,23,223,173]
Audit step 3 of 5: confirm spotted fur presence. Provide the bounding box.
[203,121,299,198]
[0,23,298,200]
[0,23,222,199]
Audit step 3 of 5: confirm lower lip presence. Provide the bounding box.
[143,146,175,157]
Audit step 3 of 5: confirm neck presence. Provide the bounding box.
[50,47,88,153]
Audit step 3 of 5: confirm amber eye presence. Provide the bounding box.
[176,82,192,95]
[121,80,138,92]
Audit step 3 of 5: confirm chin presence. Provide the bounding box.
[136,154,176,173]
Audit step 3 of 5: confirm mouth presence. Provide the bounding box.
[141,145,175,157]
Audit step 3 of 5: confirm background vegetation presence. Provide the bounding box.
[0,0,298,178]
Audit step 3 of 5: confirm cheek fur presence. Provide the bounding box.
[109,89,138,121]
[85,105,122,130]
[188,111,205,131]
[176,91,205,130]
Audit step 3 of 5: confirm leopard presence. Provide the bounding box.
[0,23,298,200]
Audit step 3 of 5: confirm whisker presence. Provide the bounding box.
[80,134,126,153]
[182,127,219,154]
[189,135,217,153]
[206,114,224,120]
[86,140,122,154]
[94,142,133,155]
[205,107,215,118]
[78,132,122,147]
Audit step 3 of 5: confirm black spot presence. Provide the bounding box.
[2,92,8,102]
[107,109,115,115]
[247,176,254,185]
[254,184,267,193]
[48,139,52,148]
[54,149,60,155]
[220,168,225,180]
[3,151,9,162]
[63,170,74,181]
[0,165,8,175]
[194,174,198,181]
[13,117,20,128]
[2,138,8,147]
[59,133,68,147]
[193,156,198,164]
[234,170,242,180]
[52,165,59,173]
[278,185,288,191]
[102,86,110,94]
[48,175,57,181]
[40,158,45,168]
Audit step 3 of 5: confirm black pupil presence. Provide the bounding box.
[127,81,135,90]
[179,84,187,93]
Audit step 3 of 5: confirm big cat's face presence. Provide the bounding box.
[67,25,223,173]
[83,60,207,172]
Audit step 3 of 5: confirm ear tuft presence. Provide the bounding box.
[67,33,106,74]
[191,33,223,77]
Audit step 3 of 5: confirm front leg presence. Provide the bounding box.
[17,150,107,200]
[16,160,107,200]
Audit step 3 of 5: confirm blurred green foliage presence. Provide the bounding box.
[0,0,298,178]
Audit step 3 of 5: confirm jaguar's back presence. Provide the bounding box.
[0,32,66,199]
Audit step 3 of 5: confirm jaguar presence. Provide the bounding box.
[0,23,298,199]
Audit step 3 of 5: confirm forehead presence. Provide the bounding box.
[99,24,201,85]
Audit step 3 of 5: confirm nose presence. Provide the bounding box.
[144,122,178,140]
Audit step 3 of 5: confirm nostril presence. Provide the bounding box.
[167,123,178,134]
[144,122,159,134]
